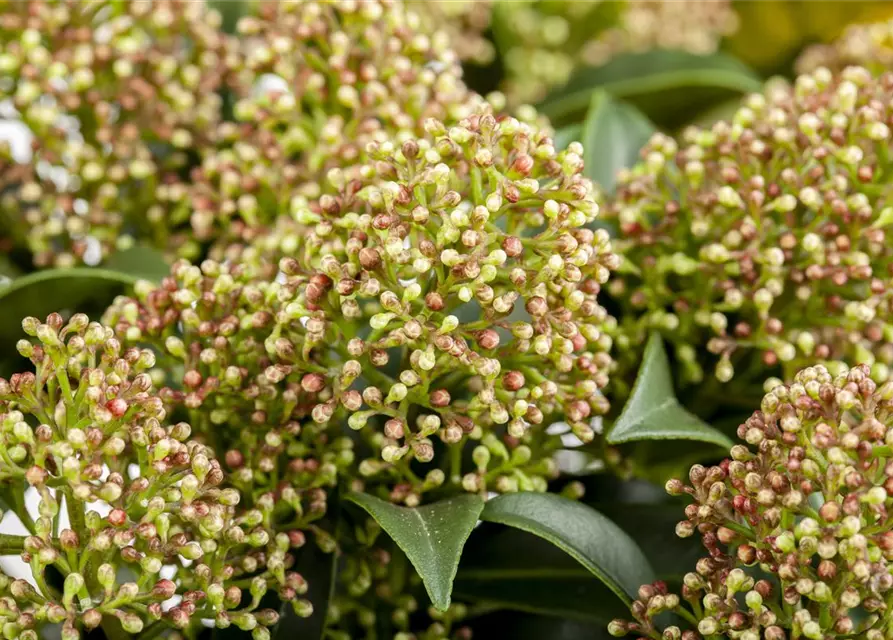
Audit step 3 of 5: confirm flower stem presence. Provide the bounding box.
[721,519,756,541]
[0,533,26,554]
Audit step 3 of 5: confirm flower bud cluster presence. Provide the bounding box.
[797,18,893,76]
[612,363,893,639]
[606,66,893,389]
[104,260,348,523]
[0,0,483,268]
[0,314,302,639]
[105,104,616,504]
[0,0,229,267]
[186,0,477,256]
[496,0,738,104]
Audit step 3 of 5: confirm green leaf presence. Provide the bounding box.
[607,333,734,449]
[540,50,762,127]
[0,268,138,361]
[582,91,655,194]
[455,525,627,624]
[103,245,170,282]
[591,503,702,583]
[345,492,484,611]
[480,492,654,604]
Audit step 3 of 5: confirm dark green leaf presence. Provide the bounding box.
[608,333,734,449]
[0,268,138,357]
[582,91,655,194]
[455,525,627,624]
[540,50,762,126]
[591,504,702,583]
[271,543,337,640]
[345,492,484,611]
[103,245,171,282]
[480,492,654,604]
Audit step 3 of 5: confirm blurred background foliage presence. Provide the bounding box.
[726,0,893,73]
[209,0,893,110]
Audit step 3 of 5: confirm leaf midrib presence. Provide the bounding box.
[607,333,733,448]
[613,397,676,435]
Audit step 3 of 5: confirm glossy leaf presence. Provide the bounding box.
[480,492,654,604]
[582,91,655,194]
[104,245,171,282]
[455,525,627,624]
[540,50,762,126]
[575,478,701,582]
[592,503,702,583]
[346,492,484,611]
[608,333,734,449]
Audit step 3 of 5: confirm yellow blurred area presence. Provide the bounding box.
[726,0,893,71]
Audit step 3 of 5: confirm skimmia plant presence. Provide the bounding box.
[605,65,893,397]
[0,0,229,267]
[3,1,893,639]
[1,315,289,639]
[612,364,893,640]
[103,106,617,493]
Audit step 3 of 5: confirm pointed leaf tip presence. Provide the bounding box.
[608,333,734,449]
[346,492,485,611]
